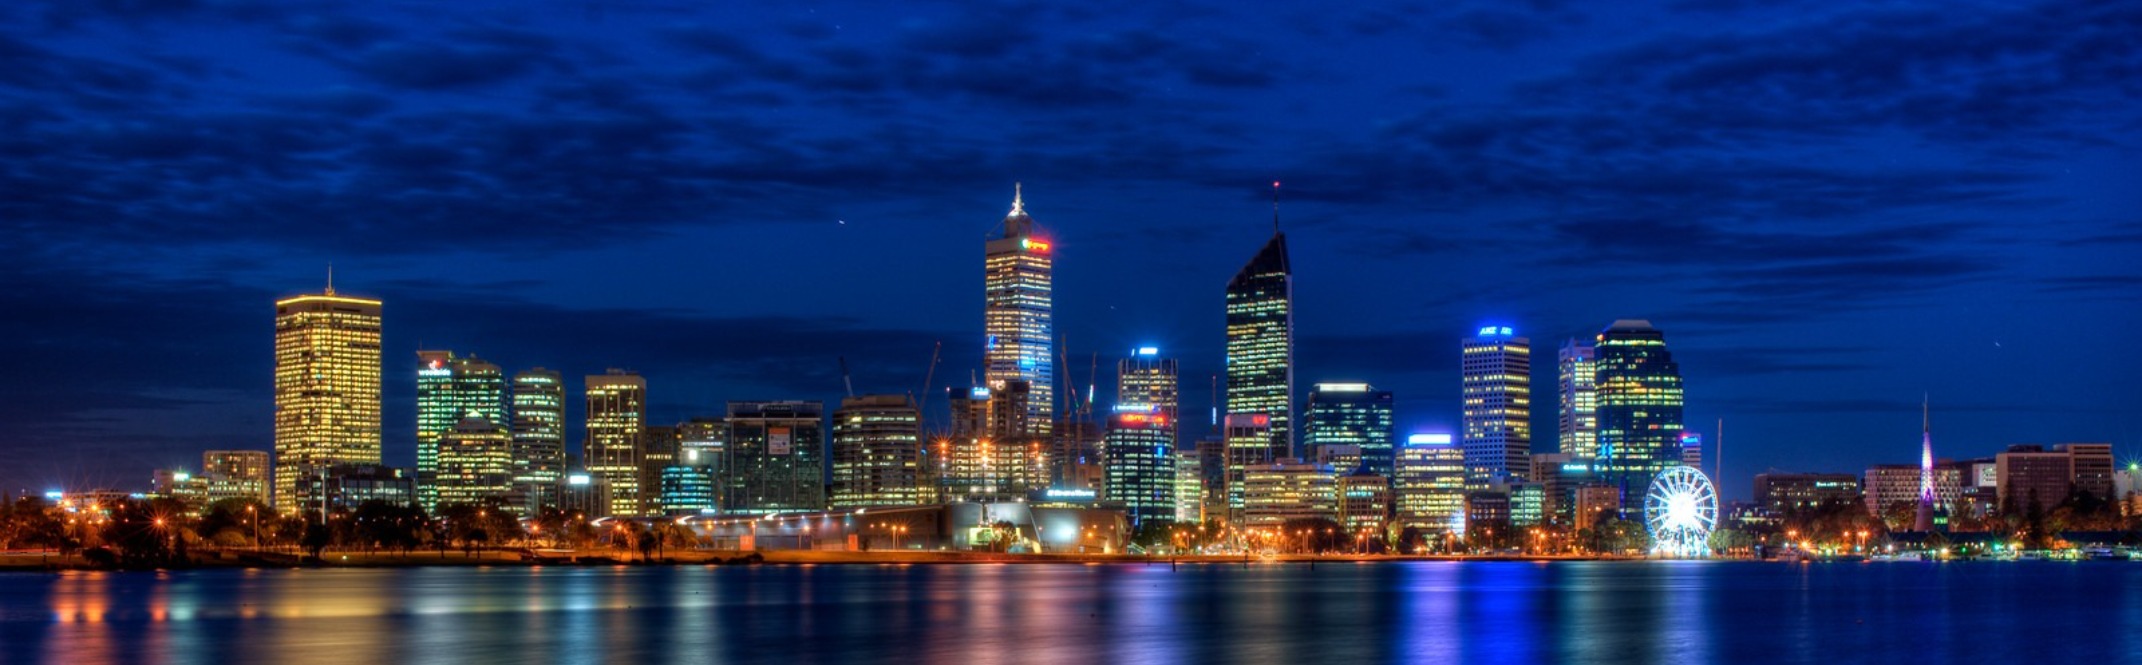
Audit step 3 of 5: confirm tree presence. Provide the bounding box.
[302,524,332,561]
[1278,517,1345,553]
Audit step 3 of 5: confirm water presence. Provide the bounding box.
[1,561,2136,664]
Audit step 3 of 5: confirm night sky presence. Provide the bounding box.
[5,1,2139,499]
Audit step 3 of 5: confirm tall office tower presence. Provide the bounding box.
[677,417,726,469]
[1592,320,1684,508]
[1680,432,1704,469]
[1225,228,1295,460]
[831,394,923,508]
[1223,414,1275,515]
[1461,327,1531,484]
[1556,339,1597,458]
[584,370,647,517]
[508,368,566,513]
[1173,450,1205,523]
[1301,383,1395,476]
[2063,443,2116,501]
[1240,460,1339,528]
[1338,469,1393,534]
[273,285,382,514]
[661,417,724,515]
[1103,405,1176,525]
[1196,436,1230,521]
[415,351,504,513]
[1394,434,1466,534]
[723,401,826,514]
[435,417,513,509]
[983,184,1055,437]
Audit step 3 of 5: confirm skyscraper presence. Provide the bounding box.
[1223,413,1274,516]
[983,184,1055,437]
[723,401,826,514]
[1301,383,1396,476]
[1104,405,1176,525]
[1592,320,1684,508]
[415,351,504,513]
[1225,229,1294,460]
[1557,339,1597,458]
[273,285,382,514]
[1462,327,1531,483]
[585,370,646,517]
[509,368,566,513]
[831,394,923,508]
[1116,347,1179,423]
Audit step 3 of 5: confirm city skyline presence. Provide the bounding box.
[5,1,2139,500]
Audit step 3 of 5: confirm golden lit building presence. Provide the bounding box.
[585,369,646,517]
[273,285,383,514]
[1241,459,1337,527]
[436,417,513,509]
[983,183,1055,437]
[1394,434,1466,534]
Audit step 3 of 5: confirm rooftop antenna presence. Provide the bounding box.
[325,263,336,296]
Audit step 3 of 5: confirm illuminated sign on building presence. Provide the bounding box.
[1408,433,1454,446]
[1021,238,1052,252]
[1315,382,1370,393]
[567,473,592,486]
[1135,346,1159,357]
[1477,326,1515,337]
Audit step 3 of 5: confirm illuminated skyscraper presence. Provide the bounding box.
[723,401,826,514]
[1592,320,1684,508]
[1557,339,1597,458]
[1302,383,1395,476]
[509,368,566,513]
[436,417,513,509]
[1226,229,1294,460]
[983,184,1055,437]
[1462,327,1531,484]
[415,350,504,513]
[831,394,923,508]
[1394,433,1466,534]
[584,370,646,517]
[943,382,1049,502]
[1117,347,1179,423]
[1104,406,1176,525]
[273,286,382,514]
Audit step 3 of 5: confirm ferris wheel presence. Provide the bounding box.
[1644,466,1718,557]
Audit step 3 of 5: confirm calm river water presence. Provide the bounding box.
[1,561,2137,663]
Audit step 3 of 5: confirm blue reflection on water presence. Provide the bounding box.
[1,561,2137,664]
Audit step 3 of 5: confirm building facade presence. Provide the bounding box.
[983,184,1055,438]
[1557,339,1597,459]
[1751,473,1863,513]
[509,368,566,513]
[415,350,504,513]
[1302,383,1395,477]
[435,417,512,509]
[1461,328,1531,483]
[1240,460,1338,528]
[830,394,923,508]
[273,288,383,514]
[585,370,647,517]
[1225,230,1295,460]
[723,401,826,515]
[1394,434,1466,534]
[1592,320,1684,508]
[1103,406,1177,525]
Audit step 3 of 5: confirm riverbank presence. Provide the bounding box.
[0,548,1624,571]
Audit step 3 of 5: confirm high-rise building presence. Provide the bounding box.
[1994,445,2073,512]
[831,394,923,508]
[1313,444,1364,475]
[1103,405,1177,525]
[273,286,382,514]
[203,450,270,489]
[983,184,1055,438]
[1225,228,1294,460]
[641,424,680,516]
[1302,383,1395,476]
[509,368,566,513]
[435,417,513,509]
[662,417,725,515]
[1461,327,1531,483]
[1240,460,1338,528]
[1556,339,1597,458]
[723,401,826,515]
[1680,432,1704,469]
[1864,463,1960,517]
[677,418,725,470]
[1117,347,1179,428]
[1173,450,1205,523]
[1223,413,1275,515]
[584,370,646,517]
[415,351,504,513]
[1592,320,1684,507]
[2063,443,2116,501]
[943,382,1050,502]
[1394,434,1466,534]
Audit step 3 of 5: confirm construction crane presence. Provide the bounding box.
[838,356,855,398]
[916,341,942,412]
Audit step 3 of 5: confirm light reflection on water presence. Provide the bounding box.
[2,561,2137,664]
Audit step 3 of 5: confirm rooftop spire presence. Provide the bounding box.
[325,263,335,296]
[1010,182,1024,216]
[1922,393,1929,433]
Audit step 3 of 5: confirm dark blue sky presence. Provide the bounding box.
[4,0,2139,499]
